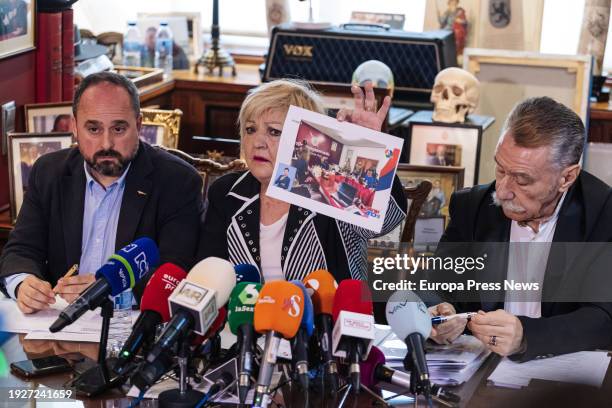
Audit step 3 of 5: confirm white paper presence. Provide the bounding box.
[266,106,403,232]
[488,351,611,389]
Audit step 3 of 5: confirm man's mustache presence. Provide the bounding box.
[93,149,122,160]
[491,192,526,213]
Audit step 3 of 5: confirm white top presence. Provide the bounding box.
[259,213,289,282]
[504,193,566,318]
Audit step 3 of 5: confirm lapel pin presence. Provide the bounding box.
[137,190,147,196]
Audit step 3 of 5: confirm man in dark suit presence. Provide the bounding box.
[0,72,203,314]
[428,97,612,362]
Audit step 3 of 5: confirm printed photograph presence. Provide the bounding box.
[267,106,403,233]
[273,163,296,191]
[25,103,74,134]
[0,0,34,59]
[425,143,462,167]
[139,124,164,145]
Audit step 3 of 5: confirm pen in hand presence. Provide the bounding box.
[53,264,79,294]
[431,312,476,325]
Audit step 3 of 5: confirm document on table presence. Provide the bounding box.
[488,351,611,389]
[0,296,136,342]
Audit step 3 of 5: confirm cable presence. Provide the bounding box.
[128,390,145,408]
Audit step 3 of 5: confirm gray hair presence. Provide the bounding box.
[73,71,140,119]
[499,96,585,169]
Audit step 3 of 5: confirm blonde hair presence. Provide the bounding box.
[238,79,325,140]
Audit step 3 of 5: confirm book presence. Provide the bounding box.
[61,9,74,102]
[35,12,62,103]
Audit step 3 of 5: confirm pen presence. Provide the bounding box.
[53,264,79,293]
[431,312,476,325]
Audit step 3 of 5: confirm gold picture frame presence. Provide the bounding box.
[139,108,182,149]
[0,0,35,60]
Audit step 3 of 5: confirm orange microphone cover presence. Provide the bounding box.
[254,281,304,339]
[303,269,337,315]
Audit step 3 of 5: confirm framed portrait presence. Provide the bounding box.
[369,164,464,249]
[0,0,35,60]
[139,108,182,148]
[136,12,202,60]
[24,102,73,133]
[7,132,73,223]
[407,121,481,187]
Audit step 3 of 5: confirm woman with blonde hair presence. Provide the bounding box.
[198,79,406,282]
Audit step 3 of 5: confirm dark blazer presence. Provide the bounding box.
[437,171,612,361]
[0,142,203,299]
[198,171,407,282]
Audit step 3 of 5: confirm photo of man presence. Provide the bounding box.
[273,165,295,190]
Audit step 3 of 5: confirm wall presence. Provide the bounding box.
[0,51,36,209]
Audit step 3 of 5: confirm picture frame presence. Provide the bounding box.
[463,48,592,183]
[24,102,73,133]
[136,12,202,60]
[7,132,73,223]
[139,108,182,149]
[0,0,35,60]
[406,117,483,187]
[113,66,164,89]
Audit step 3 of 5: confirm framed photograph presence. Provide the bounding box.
[267,106,403,233]
[139,108,182,148]
[463,48,592,183]
[24,102,73,133]
[0,0,35,60]
[408,121,480,187]
[7,132,73,223]
[136,12,202,60]
[113,66,164,88]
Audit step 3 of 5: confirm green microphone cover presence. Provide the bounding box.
[228,282,262,335]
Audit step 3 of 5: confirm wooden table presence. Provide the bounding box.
[1,333,610,407]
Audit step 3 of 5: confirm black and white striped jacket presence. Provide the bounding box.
[197,171,406,282]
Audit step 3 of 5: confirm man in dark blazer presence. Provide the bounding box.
[428,97,612,362]
[0,72,203,313]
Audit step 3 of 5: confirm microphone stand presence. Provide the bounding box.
[403,351,433,408]
[69,299,127,396]
[159,337,204,408]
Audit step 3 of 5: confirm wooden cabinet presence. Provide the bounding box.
[589,101,612,143]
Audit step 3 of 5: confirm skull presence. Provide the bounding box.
[431,67,480,123]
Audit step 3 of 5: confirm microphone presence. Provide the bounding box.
[303,269,339,393]
[227,281,262,404]
[385,290,433,399]
[331,279,375,393]
[361,346,460,405]
[114,263,187,374]
[252,281,304,408]
[234,263,262,283]
[289,280,314,391]
[131,257,236,392]
[49,238,160,333]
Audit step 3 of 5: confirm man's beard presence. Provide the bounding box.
[491,192,527,213]
[86,146,137,177]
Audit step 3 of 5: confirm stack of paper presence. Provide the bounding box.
[488,351,611,389]
[0,297,136,342]
[378,332,490,386]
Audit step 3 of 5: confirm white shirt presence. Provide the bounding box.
[259,213,288,282]
[504,193,566,318]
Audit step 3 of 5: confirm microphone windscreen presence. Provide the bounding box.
[360,345,386,388]
[188,257,237,308]
[234,264,262,283]
[385,290,432,340]
[254,281,304,339]
[96,237,160,296]
[228,282,262,335]
[290,280,314,337]
[332,279,373,322]
[140,263,187,321]
[303,269,337,316]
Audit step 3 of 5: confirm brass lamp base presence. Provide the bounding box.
[195,45,236,77]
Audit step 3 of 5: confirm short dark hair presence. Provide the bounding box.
[73,72,140,118]
[284,168,289,171]
[501,96,585,168]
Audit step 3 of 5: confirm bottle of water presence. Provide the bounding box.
[122,21,142,67]
[154,22,173,76]
[106,289,134,357]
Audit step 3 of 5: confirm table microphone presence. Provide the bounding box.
[50,237,159,333]
[252,281,304,408]
[114,262,187,374]
[289,280,314,391]
[227,281,262,404]
[303,269,339,393]
[331,279,375,393]
[361,346,460,405]
[385,290,433,400]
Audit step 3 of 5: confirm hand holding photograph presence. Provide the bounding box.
[267,105,403,233]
